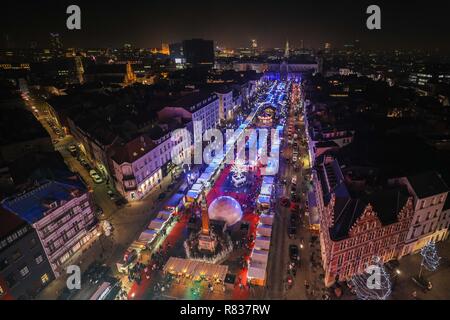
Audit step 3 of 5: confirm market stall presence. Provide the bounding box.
[138,229,158,242]
[257,194,271,209]
[256,224,272,237]
[164,193,185,213]
[163,257,229,282]
[247,260,267,286]
[260,213,274,225]
[148,218,166,230]
[255,235,271,250]
[250,248,269,263]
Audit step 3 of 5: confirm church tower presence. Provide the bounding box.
[124,61,137,85]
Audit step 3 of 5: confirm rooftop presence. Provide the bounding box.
[330,185,410,241]
[0,206,27,239]
[1,179,87,224]
[0,108,49,146]
[111,134,155,164]
[171,91,218,112]
[407,171,448,198]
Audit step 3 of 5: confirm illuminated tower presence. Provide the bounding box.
[251,39,258,56]
[74,56,84,84]
[200,195,210,235]
[124,61,136,85]
[197,193,217,253]
[284,39,290,58]
[161,43,170,55]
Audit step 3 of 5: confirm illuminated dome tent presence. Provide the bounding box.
[208,196,243,227]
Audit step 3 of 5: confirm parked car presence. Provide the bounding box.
[288,225,297,239]
[289,244,300,262]
[80,158,90,168]
[280,197,290,207]
[89,170,103,184]
[114,198,127,207]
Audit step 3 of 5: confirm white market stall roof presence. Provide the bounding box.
[251,248,269,263]
[191,183,203,191]
[255,235,271,250]
[199,172,212,181]
[264,158,279,176]
[163,257,228,281]
[257,195,271,205]
[260,213,274,225]
[259,183,273,196]
[186,189,201,200]
[157,211,172,221]
[247,260,267,281]
[204,166,216,174]
[256,224,273,237]
[262,176,275,185]
[148,218,166,230]
[138,229,157,242]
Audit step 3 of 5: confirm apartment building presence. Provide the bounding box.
[2,179,98,277]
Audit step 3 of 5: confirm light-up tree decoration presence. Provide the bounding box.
[231,159,246,177]
[231,159,247,187]
[419,241,441,278]
[350,256,392,300]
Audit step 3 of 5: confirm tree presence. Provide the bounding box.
[350,256,392,300]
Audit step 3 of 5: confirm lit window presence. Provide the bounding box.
[41,273,50,285]
[19,265,30,278]
[35,254,44,265]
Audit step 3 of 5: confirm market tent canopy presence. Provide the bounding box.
[262,176,275,185]
[163,257,229,282]
[255,235,271,250]
[260,183,273,196]
[157,211,172,221]
[257,195,271,205]
[166,193,185,208]
[260,213,274,225]
[191,183,203,192]
[251,248,269,263]
[186,190,201,201]
[139,229,157,242]
[148,218,166,230]
[247,260,267,281]
[257,224,272,237]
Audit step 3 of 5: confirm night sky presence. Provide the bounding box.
[2,0,450,50]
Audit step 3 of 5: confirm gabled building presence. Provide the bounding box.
[315,156,414,287]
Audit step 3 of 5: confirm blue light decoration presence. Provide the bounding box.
[350,256,392,300]
[420,241,441,272]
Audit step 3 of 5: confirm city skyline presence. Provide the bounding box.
[1,0,450,306]
[2,0,450,50]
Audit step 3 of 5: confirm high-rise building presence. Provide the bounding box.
[251,39,258,56]
[284,40,290,58]
[182,38,214,68]
[49,33,63,57]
